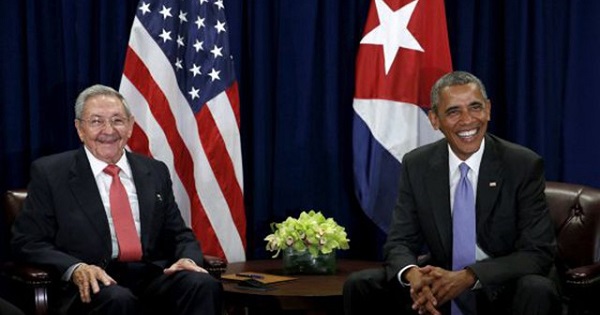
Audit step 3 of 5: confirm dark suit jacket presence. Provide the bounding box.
[383,134,556,293]
[11,148,204,278]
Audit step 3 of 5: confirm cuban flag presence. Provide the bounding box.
[119,0,246,262]
[353,0,452,233]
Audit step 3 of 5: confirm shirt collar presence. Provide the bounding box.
[448,137,485,176]
[83,147,132,179]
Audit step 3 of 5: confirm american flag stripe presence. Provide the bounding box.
[120,1,246,262]
[198,90,245,229]
[121,76,198,225]
[122,53,215,253]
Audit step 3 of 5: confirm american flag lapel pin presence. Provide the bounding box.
[489,182,497,187]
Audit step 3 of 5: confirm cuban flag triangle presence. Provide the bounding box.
[353,0,452,233]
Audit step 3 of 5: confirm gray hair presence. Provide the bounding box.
[75,84,131,119]
[430,71,488,113]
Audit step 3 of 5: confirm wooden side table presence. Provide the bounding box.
[222,259,381,315]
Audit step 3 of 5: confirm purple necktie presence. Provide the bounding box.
[452,163,476,315]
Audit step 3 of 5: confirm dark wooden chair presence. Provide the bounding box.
[546,181,600,315]
[1,189,227,315]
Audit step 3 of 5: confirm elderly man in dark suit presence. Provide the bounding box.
[343,71,561,315]
[11,84,222,315]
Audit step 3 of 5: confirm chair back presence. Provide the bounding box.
[545,181,600,269]
[3,189,28,227]
[3,189,27,251]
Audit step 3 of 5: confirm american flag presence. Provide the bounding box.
[119,0,246,262]
[353,0,451,233]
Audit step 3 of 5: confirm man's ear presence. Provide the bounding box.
[428,110,439,130]
[74,119,84,142]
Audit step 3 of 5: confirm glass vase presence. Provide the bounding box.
[282,247,336,275]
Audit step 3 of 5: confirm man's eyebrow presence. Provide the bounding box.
[443,104,460,113]
[442,101,484,115]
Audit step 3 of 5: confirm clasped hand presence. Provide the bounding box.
[406,265,476,315]
[72,259,208,303]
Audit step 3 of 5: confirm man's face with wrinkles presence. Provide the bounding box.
[75,95,134,164]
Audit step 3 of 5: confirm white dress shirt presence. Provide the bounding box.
[398,139,489,287]
[85,147,141,259]
[62,148,141,281]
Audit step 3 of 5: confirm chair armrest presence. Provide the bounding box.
[203,255,227,279]
[1,261,52,286]
[564,262,600,287]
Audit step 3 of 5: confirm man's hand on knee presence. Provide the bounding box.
[72,263,116,303]
[164,258,208,275]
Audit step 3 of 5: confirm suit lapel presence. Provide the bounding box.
[126,152,154,253]
[425,143,452,263]
[423,136,503,264]
[68,148,111,247]
[476,135,503,232]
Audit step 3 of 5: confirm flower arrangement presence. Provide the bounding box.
[264,210,350,258]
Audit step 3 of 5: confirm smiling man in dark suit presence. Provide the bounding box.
[343,71,561,315]
[11,84,222,315]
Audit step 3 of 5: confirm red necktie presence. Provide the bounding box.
[104,165,142,262]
